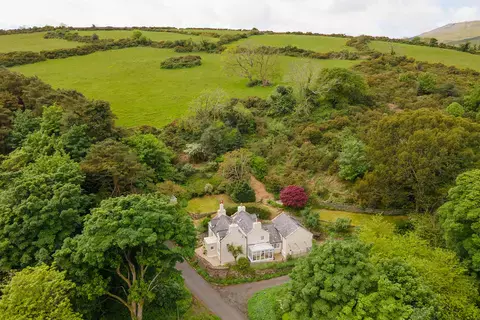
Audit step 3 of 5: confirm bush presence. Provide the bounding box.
[302,207,319,231]
[280,185,308,208]
[234,257,254,275]
[251,156,268,180]
[446,102,465,117]
[227,181,256,203]
[333,217,351,233]
[417,72,437,95]
[160,55,202,69]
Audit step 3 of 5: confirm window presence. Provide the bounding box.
[210,246,214,250]
[261,236,264,240]
[275,243,281,248]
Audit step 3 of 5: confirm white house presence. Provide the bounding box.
[203,202,313,265]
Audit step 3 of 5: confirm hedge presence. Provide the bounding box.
[160,55,202,69]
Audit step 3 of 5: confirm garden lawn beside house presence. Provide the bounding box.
[187,195,236,214]
[315,209,408,226]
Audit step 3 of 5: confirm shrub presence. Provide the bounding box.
[204,183,214,194]
[228,181,256,203]
[234,257,254,275]
[301,207,319,231]
[446,102,465,117]
[417,72,437,95]
[333,217,351,233]
[160,55,202,69]
[251,156,268,180]
[280,185,308,208]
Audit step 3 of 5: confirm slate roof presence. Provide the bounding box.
[232,210,257,234]
[210,215,232,239]
[262,224,282,244]
[272,213,303,238]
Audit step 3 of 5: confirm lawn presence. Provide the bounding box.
[0,32,82,53]
[231,34,355,52]
[76,30,218,42]
[186,195,236,214]
[11,47,358,127]
[370,41,480,71]
[248,284,287,320]
[315,209,407,226]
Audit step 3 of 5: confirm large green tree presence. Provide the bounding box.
[80,139,154,196]
[0,265,82,320]
[314,68,369,108]
[0,154,87,269]
[55,194,196,320]
[285,240,376,319]
[357,108,480,212]
[438,170,480,274]
[124,133,174,181]
[360,217,480,320]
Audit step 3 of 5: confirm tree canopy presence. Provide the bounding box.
[0,264,82,320]
[54,194,196,320]
[439,170,480,274]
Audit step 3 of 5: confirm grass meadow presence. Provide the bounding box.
[76,30,219,42]
[0,32,82,52]
[370,40,480,71]
[231,34,355,52]
[11,47,358,127]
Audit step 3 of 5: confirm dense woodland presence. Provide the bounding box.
[1,26,480,320]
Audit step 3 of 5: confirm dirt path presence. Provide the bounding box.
[250,175,274,203]
[177,262,245,320]
[215,276,290,315]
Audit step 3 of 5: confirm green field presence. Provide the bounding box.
[315,209,407,226]
[76,30,218,42]
[0,32,82,53]
[370,41,480,71]
[182,28,249,35]
[232,34,355,52]
[11,47,357,127]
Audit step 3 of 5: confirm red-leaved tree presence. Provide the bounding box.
[280,185,308,208]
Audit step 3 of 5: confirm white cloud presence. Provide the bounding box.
[1,0,479,38]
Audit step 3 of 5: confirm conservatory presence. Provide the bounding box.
[247,243,275,262]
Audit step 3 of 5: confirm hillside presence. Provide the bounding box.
[419,20,480,43]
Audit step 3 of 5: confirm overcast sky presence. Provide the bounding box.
[1,0,479,38]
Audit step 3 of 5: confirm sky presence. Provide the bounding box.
[1,0,480,38]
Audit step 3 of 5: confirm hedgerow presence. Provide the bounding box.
[160,55,202,69]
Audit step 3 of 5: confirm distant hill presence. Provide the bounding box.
[449,35,480,47]
[419,20,480,44]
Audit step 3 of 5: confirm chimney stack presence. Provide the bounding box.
[238,205,246,212]
[217,200,226,216]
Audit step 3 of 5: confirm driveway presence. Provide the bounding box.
[215,276,290,315]
[176,262,245,320]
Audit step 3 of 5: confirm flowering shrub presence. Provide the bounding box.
[280,185,308,208]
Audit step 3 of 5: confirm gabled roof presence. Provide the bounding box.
[210,215,232,239]
[272,213,306,238]
[232,210,256,234]
[262,223,281,243]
